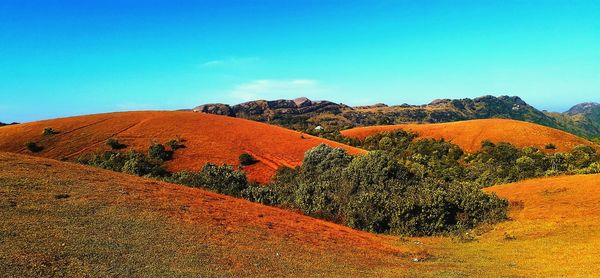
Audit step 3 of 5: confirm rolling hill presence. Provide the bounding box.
[0,152,416,277]
[340,119,598,152]
[0,111,364,183]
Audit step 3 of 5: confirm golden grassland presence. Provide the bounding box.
[0,111,363,183]
[341,118,599,153]
[1,152,599,277]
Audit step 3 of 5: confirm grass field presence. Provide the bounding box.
[341,119,598,153]
[2,151,599,277]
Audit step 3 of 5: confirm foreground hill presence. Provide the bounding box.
[0,152,417,277]
[341,119,597,152]
[2,152,600,276]
[0,111,363,183]
[194,95,600,138]
[459,174,600,276]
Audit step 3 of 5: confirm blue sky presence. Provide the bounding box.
[1,0,599,122]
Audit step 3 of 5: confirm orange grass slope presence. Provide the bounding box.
[341,118,598,152]
[0,111,364,183]
[424,174,600,277]
[0,152,420,277]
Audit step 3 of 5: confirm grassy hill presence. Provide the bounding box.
[0,111,363,183]
[341,119,598,153]
[0,152,414,277]
[2,151,600,276]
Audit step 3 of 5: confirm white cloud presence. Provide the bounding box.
[230,79,328,102]
[200,57,260,67]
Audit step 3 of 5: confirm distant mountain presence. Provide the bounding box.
[0,122,18,127]
[547,102,600,139]
[192,96,600,139]
[192,97,351,130]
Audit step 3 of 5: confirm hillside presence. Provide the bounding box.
[547,102,600,139]
[341,119,598,152]
[193,95,600,139]
[3,152,600,276]
[410,173,600,276]
[0,111,363,183]
[461,174,600,276]
[0,152,420,277]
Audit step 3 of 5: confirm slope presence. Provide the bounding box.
[432,174,600,276]
[0,111,364,183]
[0,152,422,277]
[341,118,597,152]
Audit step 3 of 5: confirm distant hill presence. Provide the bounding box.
[0,122,18,127]
[193,96,600,138]
[0,111,363,183]
[546,102,600,139]
[341,119,598,153]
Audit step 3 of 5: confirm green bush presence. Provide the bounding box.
[25,142,43,153]
[148,143,172,161]
[78,151,166,177]
[544,143,557,150]
[106,138,127,150]
[42,127,58,136]
[166,138,185,150]
[239,153,258,166]
[167,164,248,197]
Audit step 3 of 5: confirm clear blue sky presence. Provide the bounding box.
[1,0,599,122]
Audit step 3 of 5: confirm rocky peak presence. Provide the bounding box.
[566,102,600,115]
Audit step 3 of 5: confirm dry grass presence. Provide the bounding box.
[423,174,600,277]
[0,111,364,183]
[341,119,598,153]
[2,152,600,276]
[0,152,422,277]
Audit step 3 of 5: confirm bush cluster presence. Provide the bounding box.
[243,144,508,235]
[166,164,249,197]
[78,151,167,177]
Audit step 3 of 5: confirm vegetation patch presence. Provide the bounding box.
[42,127,59,135]
[106,138,127,150]
[76,128,600,236]
[239,153,258,166]
[25,142,43,153]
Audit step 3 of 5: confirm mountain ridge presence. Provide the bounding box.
[192,95,600,139]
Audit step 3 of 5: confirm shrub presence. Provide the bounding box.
[25,142,43,153]
[106,138,127,150]
[78,151,166,177]
[239,153,258,166]
[166,138,185,151]
[148,143,172,161]
[167,164,248,197]
[544,143,557,150]
[42,127,58,136]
